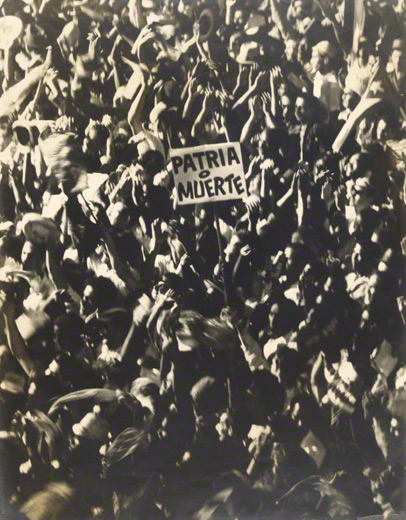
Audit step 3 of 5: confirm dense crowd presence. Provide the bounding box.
[0,0,405,518]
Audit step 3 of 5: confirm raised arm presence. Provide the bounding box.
[101,227,143,292]
[0,47,52,119]
[0,290,40,378]
[128,82,149,135]
[128,0,147,30]
[232,70,269,111]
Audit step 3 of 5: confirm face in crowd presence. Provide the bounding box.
[295,95,314,125]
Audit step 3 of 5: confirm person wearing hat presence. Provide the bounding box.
[338,86,361,123]
[311,40,342,115]
[295,91,325,166]
[345,36,378,97]
[388,38,406,107]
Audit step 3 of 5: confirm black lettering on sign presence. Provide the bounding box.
[233,176,245,195]
[224,173,234,192]
[184,154,197,173]
[172,156,183,175]
[178,181,193,201]
[206,150,219,169]
[205,178,214,197]
[227,146,240,165]
[199,170,210,179]
[194,180,205,198]
[193,152,205,169]
[213,176,226,195]
[218,148,226,166]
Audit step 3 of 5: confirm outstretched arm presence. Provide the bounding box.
[0,47,52,118]
[0,291,40,378]
[101,227,143,292]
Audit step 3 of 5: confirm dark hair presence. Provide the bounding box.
[94,276,117,298]
[191,376,228,417]
[274,346,306,388]
[0,117,11,133]
[250,370,286,415]
[54,312,85,337]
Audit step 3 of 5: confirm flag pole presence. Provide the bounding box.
[213,205,229,307]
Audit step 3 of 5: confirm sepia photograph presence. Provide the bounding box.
[0,0,405,518]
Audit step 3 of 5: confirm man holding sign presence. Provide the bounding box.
[170,142,247,205]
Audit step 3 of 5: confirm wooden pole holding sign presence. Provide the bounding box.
[170,141,247,308]
[213,205,229,307]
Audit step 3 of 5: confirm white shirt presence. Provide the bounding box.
[313,71,342,113]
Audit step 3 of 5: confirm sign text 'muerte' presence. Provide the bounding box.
[170,142,247,205]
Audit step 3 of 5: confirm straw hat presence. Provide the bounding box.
[235,41,261,65]
[72,412,110,442]
[0,16,23,50]
[21,213,60,245]
[245,12,267,36]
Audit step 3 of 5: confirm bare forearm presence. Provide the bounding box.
[0,59,50,118]
[128,85,148,134]
[4,314,38,377]
[128,0,147,29]
[4,48,15,88]
[46,247,68,290]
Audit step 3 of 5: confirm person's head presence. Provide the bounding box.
[0,118,12,152]
[83,122,108,156]
[174,310,203,350]
[350,178,374,213]
[289,0,310,20]
[313,152,340,184]
[229,31,244,55]
[150,59,173,83]
[352,207,381,241]
[348,143,392,202]
[285,39,298,62]
[246,370,286,424]
[351,240,380,276]
[27,374,66,412]
[21,241,43,272]
[23,24,49,57]
[280,92,297,125]
[224,230,245,264]
[356,115,375,148]
[190,376,228,422]
[295,92,317,124]
[257,128,274,159]
[152,273,185,303]
[54,313,85,355]
[341,87,360,111]
[106,200,131,230]
[268,297,300,338]
[375,108,400,142]
[345,152,369,180]
[357,36,374,67]
[137,141,165,176]
[233,8,248,30]
[391,39,406,76]
[310,41,337,75]
[289,393,322,433]
[270,346,305,388]
[284,242,313,282]
[299,261,328,308]
[80,276,118,315]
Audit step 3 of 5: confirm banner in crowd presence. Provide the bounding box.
[170,142,247,205]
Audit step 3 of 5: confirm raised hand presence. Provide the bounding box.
[240,244,254,257]
[101,114,115,133]
[53,289,74,308]
[0,287,15,318]
[44,46,53,70]
[261,91,272,113]
[252,70,269,91]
